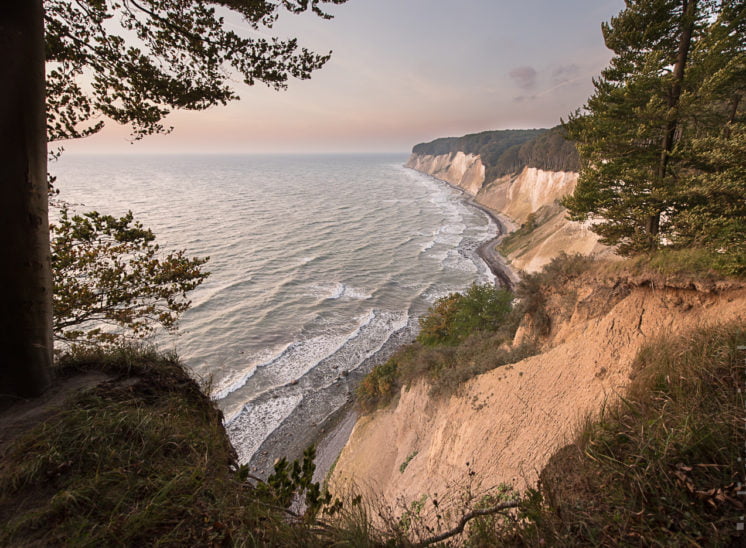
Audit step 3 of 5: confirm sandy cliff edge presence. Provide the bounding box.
[329,278,746,516]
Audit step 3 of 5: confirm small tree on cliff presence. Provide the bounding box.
[51,209,209,346]
[1,0,346,399]
[563,0,745,256]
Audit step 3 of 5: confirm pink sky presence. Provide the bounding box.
[61,0,624,155]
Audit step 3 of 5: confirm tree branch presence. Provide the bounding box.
[414,500,521,547]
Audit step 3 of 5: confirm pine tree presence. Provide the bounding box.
[562,0,745,255]
[668,0,746,271]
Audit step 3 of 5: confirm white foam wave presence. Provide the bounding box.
[421,239,436,252]
[225,308,410,462]
[210,342,292,401]
[219,309,378,410]
[322,309,409,376]
[227,393,303,464]
[310,282,372,300]
[296,255,316,266]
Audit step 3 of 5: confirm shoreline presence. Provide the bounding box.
[249,167,520,484]
[411,169,521,289]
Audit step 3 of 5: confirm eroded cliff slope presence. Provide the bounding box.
[330,274,746,513]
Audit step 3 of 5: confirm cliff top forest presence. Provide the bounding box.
[412,126,581,179]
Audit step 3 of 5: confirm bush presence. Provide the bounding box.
[418,284,514,346]
[357,284,529,410]
[356,357,399,411]
[514,253,594,336]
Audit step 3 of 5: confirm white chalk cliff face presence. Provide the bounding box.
[404,152,609,272]
[405,152,485,196]
[330,281,746,525]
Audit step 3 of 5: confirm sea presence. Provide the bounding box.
[53,153,497,465]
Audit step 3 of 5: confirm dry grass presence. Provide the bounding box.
[0,348,324,547]
[471,321,746,546]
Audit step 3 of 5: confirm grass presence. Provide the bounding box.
[469,322,746,546]
[0,347,324,546]
[605,246,746,281]
[356,335,537,413]
[399,452,418,474]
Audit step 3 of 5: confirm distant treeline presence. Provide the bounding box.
[412,126,580,179]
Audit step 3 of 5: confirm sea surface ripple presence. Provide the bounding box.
[53,153,496,463]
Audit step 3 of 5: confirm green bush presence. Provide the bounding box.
[358,284,529,410]
[418,284,514,346]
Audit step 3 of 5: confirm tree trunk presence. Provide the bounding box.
[650,0,698,242]
[0,0,53,398]
[724,93,740,139]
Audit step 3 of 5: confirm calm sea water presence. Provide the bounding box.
[53,154,496,463]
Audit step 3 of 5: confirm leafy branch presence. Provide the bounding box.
[51,206,209,346]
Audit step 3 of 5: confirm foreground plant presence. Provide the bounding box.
[51,207,208,346]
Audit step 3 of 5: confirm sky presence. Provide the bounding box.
[63,0,625,155]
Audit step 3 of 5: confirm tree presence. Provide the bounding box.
[0,0,53,398]
[563,0,744,256]
[1,0,346,399]
[417,284,513,346]
[45,0,347,141]
[51,208,209,346]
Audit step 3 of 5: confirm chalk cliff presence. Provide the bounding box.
[404,129,610,272]
[328,129,742,528]
[405,152,485,196]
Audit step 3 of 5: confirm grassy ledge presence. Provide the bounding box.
[0,348,319,546]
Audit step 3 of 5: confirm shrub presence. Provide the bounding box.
[356,358,399,411]
[418,284,514,346]
[417,293,464,346]
[514,253,594,336]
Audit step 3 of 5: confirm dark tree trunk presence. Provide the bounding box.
[0,0,53,398]
[724,93,741,139]
[649,0,698,242]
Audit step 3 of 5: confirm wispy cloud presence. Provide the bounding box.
[509,66,538,89]
[551,63,580,83]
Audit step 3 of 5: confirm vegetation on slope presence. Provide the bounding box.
[0,348,339,546]
[357,278,537,411]
[354,253,745,545]
[357,253,605,412]
[471,322,746,546]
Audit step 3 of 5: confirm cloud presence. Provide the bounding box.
[509,66,537,89]
[551,64,580,83]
